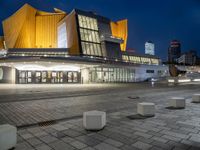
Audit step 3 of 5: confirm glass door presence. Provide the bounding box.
[42,71,47,83]
[27,71,32,83]
[73,72,78,83]
[67,72,73,83]
[58,72,63,83]
[35,71,41,83]
[67,72,78,83]
[51,72,57,83]
[19,71,26,84]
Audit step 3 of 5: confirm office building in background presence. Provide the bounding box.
[145,41,155,55]
[168,40,181,64]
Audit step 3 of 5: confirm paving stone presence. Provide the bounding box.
[39,135,58,144]
[82,147,96,150]
[120,145,140,150]
[151,141,174,150]
[104,138,123,147]
[94,142,121,150]
[167,141,190,150]
[160,130,188,139]
[63,129,83,137]
[76,135,101,146]
[51,124,69,131]
[20,133,34,139]
[27,137,43,146]
[134,131,153,139]
[137,137,154,144]
[61,136,75,143]
[151,136,168,143]
[35,144,52,150]
[88,133,108,141]
[48,140,75,150]
[108,133,138,145]
[161,134,181,142]
[70,141,88,149]
[15,141,33,150]
[189,134,200,143]
[132,141,152,150]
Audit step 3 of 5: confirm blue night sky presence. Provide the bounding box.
[0,0,200,60]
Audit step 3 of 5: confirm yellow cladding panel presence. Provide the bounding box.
[2,3,66,49]
[14,6,37,48]
[0,37,4,49]
[111,19,128,51]
[2,4,37,48]
[35,14,65,48]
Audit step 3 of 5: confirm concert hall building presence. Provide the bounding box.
[0,4,168,84]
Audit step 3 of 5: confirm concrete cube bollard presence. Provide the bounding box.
[192,94,200,103]
[137,103,155,117]
[83,110,106,130]
[169,97,185,108]
[0,124,17,150]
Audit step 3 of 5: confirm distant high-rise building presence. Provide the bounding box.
[177,50,197,65]
[145,41,155,55]
[168,40,181,64]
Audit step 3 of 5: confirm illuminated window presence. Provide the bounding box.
[57,22,67,48]
[151,58,159,65]
[78,15,103,57]
[78,15,98,30]
[129,56,141,63]
[122,55,129,62]
[80,28,100,43]
[141,57,151,64]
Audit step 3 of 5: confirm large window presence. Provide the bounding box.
[90,67,135,83]
[80,28,100,43]
[78,15,103,57]
[57,22,67,48]
[78,15,98,30]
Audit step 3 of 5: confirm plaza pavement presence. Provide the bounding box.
[1,83,200,149]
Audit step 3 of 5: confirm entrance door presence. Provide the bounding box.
[19,71,26,84]
[19,71,32,84]
[27,71,32,83]
[73,72,78,83]
[35,71,42,83]
[67,72,78,83]
[58,72,63,83]
[51,72,57,83]
[42,71,47,83]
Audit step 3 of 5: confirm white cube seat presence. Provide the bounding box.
[169,97,185,108]
[0,124,17,150]
[192,94,200,103]
[137,103,155,116]
[83,111,106,130]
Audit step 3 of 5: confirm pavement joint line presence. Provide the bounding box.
[16,106,135,129]
[0,92,111,103]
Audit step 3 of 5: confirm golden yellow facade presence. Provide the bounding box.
[35,14,65,48]
[111,19,128,51]
[2,4,66,49]
[0,37,4,49]
[2,4,37,48]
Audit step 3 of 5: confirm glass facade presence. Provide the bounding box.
[89,67,135,83]
[78,15,103,56]
[18,70,79,84]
